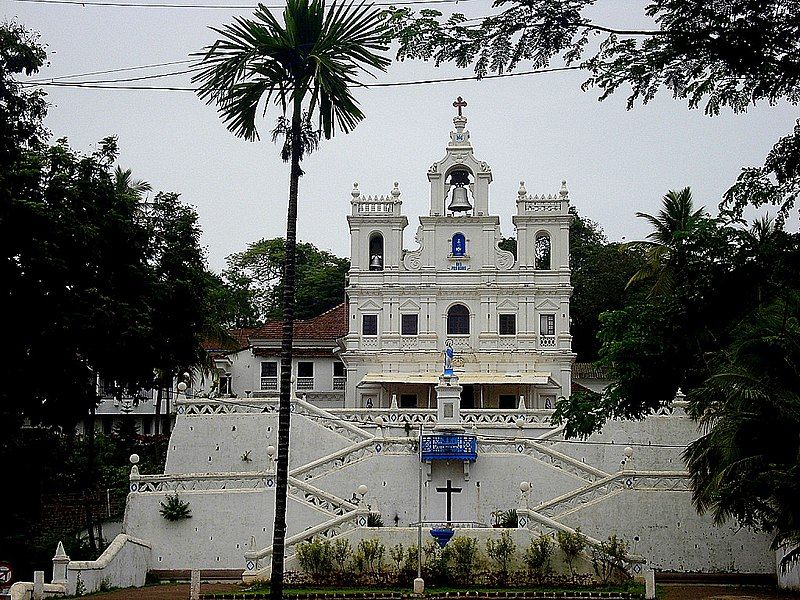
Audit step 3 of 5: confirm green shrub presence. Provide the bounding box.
[367,512,384,527]
[449,536,481,584]
[159,494,192,521]
[557,528,587,581]
[354,538,385,577]
[486,529,516,584]
[423,541,449,585]
[524,534,553,584]
[296,537,334,582]
[591,534,629,584]
[333,538,351,575]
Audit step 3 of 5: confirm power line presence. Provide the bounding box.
[27,59,195,82]
[12,0,481,8]
[19,64,582,91]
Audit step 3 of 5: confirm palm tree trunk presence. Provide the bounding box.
[270,96,303,600]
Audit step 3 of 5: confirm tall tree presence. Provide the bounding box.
[223,237,349,324]
[625,188,706,295]
[388,1,800,220]
[684,292,800,567]
[193,3,390,597]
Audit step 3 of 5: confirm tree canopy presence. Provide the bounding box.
[389,0,800,219]
[222,237,349,325]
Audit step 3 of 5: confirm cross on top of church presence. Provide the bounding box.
[453,96,467,117]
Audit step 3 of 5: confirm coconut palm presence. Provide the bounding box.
[683,292,800,571]
[114,166,152,199]
[193,3,389,597]
[625,187,706,294]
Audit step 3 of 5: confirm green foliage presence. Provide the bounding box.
[367,512,384,527]
[448,536,481,584]
[353,538,385,577]
[332,538,351,575]
[683,292,800,558]
[390,1,800,114]
[557,529,587,580]
[569,208,645,361]
[194,0,391,142]
[485,529,516,584]
[74,573,86,596]
[159,494,192,521]
[296,537,335,582]
[523,534,553,584]
[590,534,629,584]
[222,238,350,324]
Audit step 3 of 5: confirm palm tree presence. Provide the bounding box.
[683,292,800,570]
[625,187,706,294]
[114,166,152,199]
[193,3,389,597]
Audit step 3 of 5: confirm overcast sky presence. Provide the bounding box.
[9,0,798,272]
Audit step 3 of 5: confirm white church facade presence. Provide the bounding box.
[29,106,780,597]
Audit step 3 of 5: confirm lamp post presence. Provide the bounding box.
[414,423,424,594]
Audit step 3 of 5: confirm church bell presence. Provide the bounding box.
[448,185,472,212]
[447,169,473,213]
[369,254,383,270]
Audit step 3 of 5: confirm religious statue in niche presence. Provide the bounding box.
[443,339,454,375]
[451,233,466,257]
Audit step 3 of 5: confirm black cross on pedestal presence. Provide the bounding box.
[436,479,462,524]
[453,96,467,117]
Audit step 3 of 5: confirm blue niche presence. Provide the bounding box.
[451,233,466,257]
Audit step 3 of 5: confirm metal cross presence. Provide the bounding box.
[435,479,462,524]
[453,96,467,117]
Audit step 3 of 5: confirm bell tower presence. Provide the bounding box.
[427,98,493,217]
[347,182,408,273]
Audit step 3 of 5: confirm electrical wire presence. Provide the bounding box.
[27,59,195,82]
[19,64,582,91]
[12,0,482,8]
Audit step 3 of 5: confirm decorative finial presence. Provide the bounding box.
[559,180,569,198]
[518,181,527,197]
[391,182,401,198]
[453,96,467,117]
[351,182,360,198]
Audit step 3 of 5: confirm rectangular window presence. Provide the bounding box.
[261,361,278,390]
[499,314,516,335]
[499,394,516,410]
[333,361,345,377]
[401,314,419,335]
[261,362,278,378]
[297,362,314,377]
[363,314,378,336]
[539,314,556,336]
[219,375,231,396]
[400,394,417,408]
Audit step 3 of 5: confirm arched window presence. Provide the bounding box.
[451,233,466,257]
[369,233,384,271]
[535,232,551,270]
[447,304,470,335]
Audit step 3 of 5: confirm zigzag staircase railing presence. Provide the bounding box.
[242,508,370,582]
[129,472,356,519]
[289,436,417,482]
[175,396,371,443]
[478,438,610,483]
[286,476,358,517]
[516,507,646,567]
[533,469,691,519]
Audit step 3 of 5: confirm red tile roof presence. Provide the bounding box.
[202,327,257,353]
[250,303,347,342]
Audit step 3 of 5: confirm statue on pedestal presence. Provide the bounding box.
[443,339,454,376]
